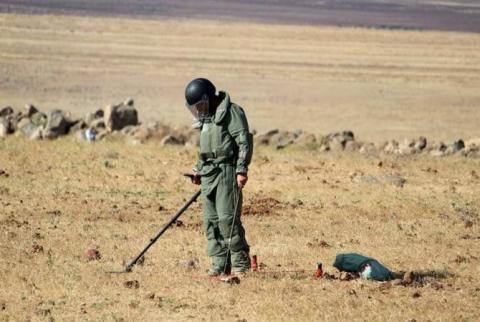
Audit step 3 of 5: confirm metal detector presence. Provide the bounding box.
[108,189,201,274]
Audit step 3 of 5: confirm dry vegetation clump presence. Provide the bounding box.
[1,137,479,320]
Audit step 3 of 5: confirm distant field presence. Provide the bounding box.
[1,13,479,141]
[1,0,480,32]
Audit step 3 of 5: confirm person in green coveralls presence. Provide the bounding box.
[185,78,253,276]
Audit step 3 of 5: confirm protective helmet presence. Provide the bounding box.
[185,78,216,120]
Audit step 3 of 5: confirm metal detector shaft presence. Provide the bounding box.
[125,190,201,272]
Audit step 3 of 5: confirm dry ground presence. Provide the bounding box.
[0,137,479,321]
[1,13,480,141]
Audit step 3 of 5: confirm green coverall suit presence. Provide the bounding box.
[194,91,251,273]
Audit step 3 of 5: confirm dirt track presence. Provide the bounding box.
[1,0,480,32]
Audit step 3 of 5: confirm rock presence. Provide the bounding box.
[104,102,139,132]
[326,131,355,151]
[96,130,108,141]
[271,131,294,149]
[31,243,44,253]
[398,138,416,155]
[452,139,465,152]
[85,248,101,261]
[294,132,317,148]
[17,120,42,140]
[0,106,14,117]
[462,144,480,157]
[30,112,47,127]
[69,120,87,133]
[85,109,104,126]
[430,150,446,157]
[0,118,8,138]
[90,118,106,131]
[254,129,279,145]
[403,271,415,285]
[359,143,377,155]
[124,97,134,106]
[24,104,39,117]
[29,127,43,140]
[124,280,140,289]
[384,140,399,154]
[120,125,139,136]
[328,139,344,151]
[414,136,427,151]
[43,110,69,139]
[344,140,362,152]
[160,135,184,145]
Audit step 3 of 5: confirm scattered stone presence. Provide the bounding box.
[0,118,8,138]
[452,139,465,152]
[146,292,156,300]
[254,129,279,145]
[0,169,8,177]
[359,142,377,155]
[403,271,415,285]
[384,140,399,154]
[161,135,184,146]
[24,104,39,118]
[124,280,140,289]
[412,291,421,298]
[414,136,427,151]
[17,120,42,140]
[104,101,139,132]
[69,120,87,133]
[0,106,14,117]
[85,248,101,261]
[124,97,134,106]
[31,243,44,254]
[294,132,317,148]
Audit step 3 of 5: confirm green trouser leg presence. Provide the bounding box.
[202,166,250,273]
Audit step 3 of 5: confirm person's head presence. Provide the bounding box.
[184,78,217,120]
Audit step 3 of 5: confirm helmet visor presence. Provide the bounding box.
[185,95,209,120]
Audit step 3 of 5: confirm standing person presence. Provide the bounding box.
[185,78,253,277]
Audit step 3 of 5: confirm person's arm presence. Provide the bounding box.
[228,105,251,187]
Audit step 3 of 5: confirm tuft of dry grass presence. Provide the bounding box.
[1,137,479,320]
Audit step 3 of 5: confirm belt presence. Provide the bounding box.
[199,150,235,164]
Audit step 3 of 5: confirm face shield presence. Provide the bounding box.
[185,95,210,121]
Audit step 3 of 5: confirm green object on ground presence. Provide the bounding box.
[333,252,395,281]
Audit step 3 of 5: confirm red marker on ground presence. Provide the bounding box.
[251,255,258,272]
[315,262,323,278]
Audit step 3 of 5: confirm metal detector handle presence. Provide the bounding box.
[125,189,201,272]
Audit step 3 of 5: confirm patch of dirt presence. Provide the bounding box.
[243,197,288,216]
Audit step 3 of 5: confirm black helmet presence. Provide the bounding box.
[185,78,216,105]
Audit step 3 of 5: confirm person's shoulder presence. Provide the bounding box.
[229,102,246,117]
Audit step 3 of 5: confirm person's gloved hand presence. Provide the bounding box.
[192,173,201,185]
[236,173,248,188]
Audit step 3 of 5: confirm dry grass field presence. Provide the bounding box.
[0,13,480,141]
[0,137,479,321]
